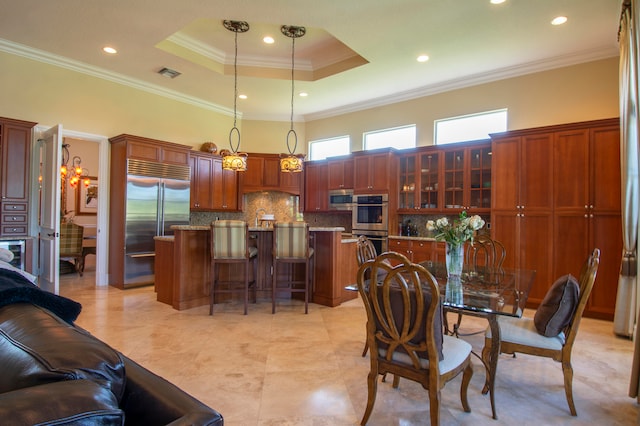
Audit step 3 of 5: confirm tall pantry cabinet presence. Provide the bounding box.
[491,118,621,320]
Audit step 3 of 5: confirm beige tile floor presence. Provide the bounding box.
[60,258,639,425]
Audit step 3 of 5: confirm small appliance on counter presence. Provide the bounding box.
[259,214,275,228]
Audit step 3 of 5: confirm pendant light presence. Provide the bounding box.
[222,20,249,172]
[279,25,306,173]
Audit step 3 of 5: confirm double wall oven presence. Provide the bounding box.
[352,193,389,254]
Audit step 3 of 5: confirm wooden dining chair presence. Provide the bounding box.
[59,222,84,276]
[445,235,506,336]
[481,248,600,416]
[357,251,473,426]
[210,220,257,315]
[356,235,378,357]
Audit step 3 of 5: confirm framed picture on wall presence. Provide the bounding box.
[76,176,98,215]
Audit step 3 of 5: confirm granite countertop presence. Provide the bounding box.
[248,226,346,232]
[170,225,210,231]
[389,235,437,242]
[154,235,174,241]
[0,236,35,241]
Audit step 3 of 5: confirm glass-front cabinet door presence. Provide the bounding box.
[398,154,417,210]
[419,153,439,209]
[444,149,465,209]
[469,146,492,210]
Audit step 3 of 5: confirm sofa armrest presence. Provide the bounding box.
[120,356,223,426]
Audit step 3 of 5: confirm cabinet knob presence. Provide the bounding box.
[590,205,594,209]
[584,205,588,209]
[584,214,589,218]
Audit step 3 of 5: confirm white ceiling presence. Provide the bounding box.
[0,0,621,122]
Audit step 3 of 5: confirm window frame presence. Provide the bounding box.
[363,124,416,151]
[434,109,507,145]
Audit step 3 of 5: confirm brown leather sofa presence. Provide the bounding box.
[0,268,223,425]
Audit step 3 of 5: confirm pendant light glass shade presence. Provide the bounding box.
[280,25,306,173]
[222,20,249,172]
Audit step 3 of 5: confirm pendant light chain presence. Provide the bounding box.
[287,35,297,154]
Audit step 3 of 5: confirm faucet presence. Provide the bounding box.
[255,208,267,227]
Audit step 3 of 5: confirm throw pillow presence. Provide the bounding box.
[534,274,580,337]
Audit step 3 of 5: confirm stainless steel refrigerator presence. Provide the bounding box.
[123,159,190,287]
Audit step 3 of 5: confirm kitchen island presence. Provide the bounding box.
[154,225,359,311]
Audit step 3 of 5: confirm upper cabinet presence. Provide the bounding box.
[241,153,302,195]
[0,117,36,237]
[303,161,328,212]
[396,141,490,214]
[442,143,492,213]
[327,156,354,190]
[353,149,397,193]
[190,151,216,210]
[398,150,441,212]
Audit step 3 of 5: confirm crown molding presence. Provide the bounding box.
[303,45,619,122]
[0,38,236,118]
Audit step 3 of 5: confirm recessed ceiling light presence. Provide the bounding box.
[239,94,247,100]
[263,36,274,44]
[102,46,117,54]
[490,0,506,4]
[551,16,568,25]
[417,55,430,63]
[299,92,308,97]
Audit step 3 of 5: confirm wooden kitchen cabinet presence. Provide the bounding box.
[442,142,491,213]
[398,150,441,212]
[189,151,216,210]
[327,156,354,190]
[189,151,240,211]
[242,153,302,195]
[491,118,621,319]
[552,121,621,320]
[388,238,439,263]
[212,157,241,211]
[304,161,329,212]
[0,117,36,237]
[353,149,397,193]
[491,131,554,306]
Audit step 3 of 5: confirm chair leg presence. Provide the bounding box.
[562,360,577,416]
[209,267,215,316]
[460,358,473,413]
[304,259,309,314]
[243,261,249,315]
[428,386,441,426]
[361,341,368,357]
[360,369,378,426]
[272,259,277,314]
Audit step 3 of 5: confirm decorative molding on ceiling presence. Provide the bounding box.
[0,38,236,118]
[301,45,619,122]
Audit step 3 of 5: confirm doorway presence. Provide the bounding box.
[32,126,109,287]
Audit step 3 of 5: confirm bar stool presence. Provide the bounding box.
[272,222,313,314]
[210,220,257,315]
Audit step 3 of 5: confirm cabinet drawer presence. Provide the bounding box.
[1,213,27,223]
[1,224,27,235]
[2,202,27,213]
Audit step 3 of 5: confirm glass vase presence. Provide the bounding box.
[445,242,464,278]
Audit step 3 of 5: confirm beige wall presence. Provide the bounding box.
[305,57,619,151]
[0,51,233,149]
[0,51,618,154]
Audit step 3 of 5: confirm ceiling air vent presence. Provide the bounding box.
[158,67,181,79]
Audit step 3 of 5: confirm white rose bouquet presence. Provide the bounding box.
[426,211,485,246]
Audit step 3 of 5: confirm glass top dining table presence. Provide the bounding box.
[418,261,536,318]
[418,261,536,420]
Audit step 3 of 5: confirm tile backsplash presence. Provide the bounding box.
[190,191,350,230]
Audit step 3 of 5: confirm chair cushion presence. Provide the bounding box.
[533,274,580,337]
[379,334,470,373]
[487,316,565,350]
